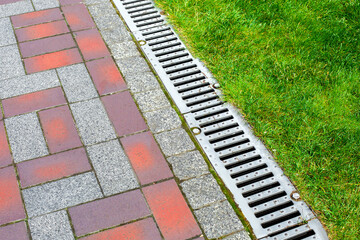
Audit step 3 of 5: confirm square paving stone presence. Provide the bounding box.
[124,72,160,93]
[134,89,170,113]
[93,14,124,31]
[32,0,59,10]
[109,41,140,60]
[88,2,117,17]
[116,56,151,77]
[0,45,25,81]
[144,107,181,133]
[0,18,16,47]
[155,128,195,156]
[0,0,33,18]
[223,231,252,240]
[100,26,131,44]
[0,221,29,240]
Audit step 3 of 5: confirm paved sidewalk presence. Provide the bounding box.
[0,0,251,239]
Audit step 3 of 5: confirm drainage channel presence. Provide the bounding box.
[113,0,329,239]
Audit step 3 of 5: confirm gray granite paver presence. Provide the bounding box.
[109,41,140,60]
[5,113,48,163]
[223,231,252,240]
[134,89,170,112]
[125,71,160,93]
[84,0,107,5]
[87,140,139,196]
[32,0,59,10]
[22,172,103,217]
[116,56,151,77]
[0,18,16,47]
[88,2,117,17]
[0,0,33,18]
[29,211,74,240]
[93,14,124,30]
[100,27,132,44]
[0,45,25,81]
[144,107,181,133]
[155,128,195,156]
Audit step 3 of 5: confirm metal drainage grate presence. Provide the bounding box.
[113,0,329,239]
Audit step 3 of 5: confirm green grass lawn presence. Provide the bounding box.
[154,0,360,238]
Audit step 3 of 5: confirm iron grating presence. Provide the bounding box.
[113,0,329,239]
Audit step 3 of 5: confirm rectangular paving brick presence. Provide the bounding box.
[69,190,150,236]
[0,0,23,5]
[2,87,66,118]
[5,113,48,163]
[0,121,12,168]
[74,29,110,61]
[24,48,82,73]
[102,91,147,137]
[143,179,201,240]
[15,20,69,42]
[0,222,29,240]
[62,4,95,31]
[82,218,162,240]
[0,167,26,225]
[59,0,83,5]
[121,132,173,185]
[86,57,127,95]
[17,148,91,188]
[22,172,102,217]
[19,34,76,58]
[11,8,62,28]
[39,105,82,153]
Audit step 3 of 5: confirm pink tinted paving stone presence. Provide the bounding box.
[143,179,201,240]
[39,105,82,153]
[0,167,26,225]
[0,121,12,168]
[62,4,95,31]
[81,218,162,240]
[11,8,63,28]
[24,48,82,73]
[86,58,127,95]
[69,190,150,236]
[0,222,29,240]
[0,0,22,5]
[17,148,91,187]
[19,34,76,58]
[59,0,83,5]
[102,91,147,136]
[121,132,173,185]
[15,20,69,42]
[2,87,67,117]
[74,29,110,61]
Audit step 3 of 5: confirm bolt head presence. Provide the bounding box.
[291,192,301,200]
[192,128,201,135]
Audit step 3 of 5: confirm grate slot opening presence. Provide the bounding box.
[242,181,280,197]
[190,102,223,113]
[219,146,256,161]
[142,26,171,36]
[159,53,190,63]
[125,2,151,10]
[173,76,206,87]
[148,37,178,46]
[255,201,294,218]
[171,70,201,80]
[261,211,301,228]
[248,190,286,207]
[131,10,158,18]
[200,115,234,128]
[186,95,218,107]
[133,14,161,23]
[225,154,261,170]
[128,6,154,14]
[153,42,181,52]
[156,47,185,57]
[195,108,229,120]
[209,130,244,144]
[166,64,197,74]
[268,224,300,237]
[230,163,268,179]
[123,0,144,5]
[204,123,239,136]
[182,88,215,100]
[178,82,210,93]
[214,138,250,152]
[136,19,164,27]
[286,230,316,240]
[146,32,174,41]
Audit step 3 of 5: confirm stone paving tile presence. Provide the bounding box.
[195,201,244,239]
[180,174,226,209]
[121,132,173,185]
[19,34,76,58]
[0,221,29,240]
[86,140,139,196]
[0,70,59,99]
[92,13,124,31]
[0,44,25,81]
[134,89,170,113]
[69,190,150,236]
[0,121,12,168]
[86,57,127,95]
[24,48,83,73]
[74,29,110,61]
[57,63,98,102]
[143,179,201,240]
[88,1,117,17]
[59,0,83,5]
[116,57,151,77]
[223,231,252,240]
[29,211,74,240]
[81,218,162,240]
[5,113,48,163]
[32,0,59,10]
[2,87,66,117]
[0,166,26,225]
[17,148,91,188]
[70,98,117,145]
[100,26,131,44]
[0,0,33,18]
[0,18,16,47]
[39,105,82,153]
[125,72,160,93]
[11,8,63,28]
[84,0,107,5]
[102,91,147,137]
[167,151,209,180]
[15,20,69,42]
[155,128,195,157]
[144,107,182,133]
[0,0,23,5]
[62,4,96,32]
[109,41,140,60]
[22,172,102,217]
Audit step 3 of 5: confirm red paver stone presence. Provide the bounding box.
[69,190,150,236]
[74,29,110,61]
[3,87,66,117]
[62,4,95,31]
[0,222,29,240]
[59,0,83,5]
[17,148,91,188]
[24,48,82,73]
[81,218,162,240]
[102,91,147,136]
[0,121,12,168]
[0,0,22,5]
[15,20,69,42]
[0,167,26,225]
[143,179,201,240]
[39,105,82,153]
[86,58,127,95]
[121,132,172,185]
[11,8,63,28]
[19,34,76,58]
